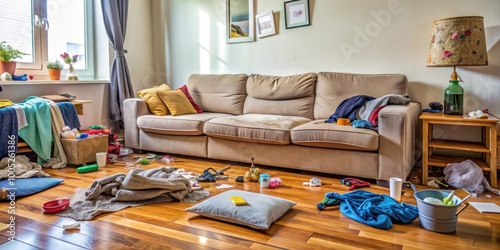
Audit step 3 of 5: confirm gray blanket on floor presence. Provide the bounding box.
[57,166,209,220]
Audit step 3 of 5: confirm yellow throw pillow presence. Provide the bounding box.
[157,89,197,116]
[136,83,171,115]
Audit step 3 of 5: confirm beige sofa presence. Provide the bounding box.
[124,72,422,183]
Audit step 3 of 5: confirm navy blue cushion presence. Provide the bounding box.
[0,177,63,200]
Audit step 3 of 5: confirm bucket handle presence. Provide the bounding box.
[403,181,417,193]
[455,202,469,216]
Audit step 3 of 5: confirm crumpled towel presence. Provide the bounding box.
[85,166,193,202]
[323,190,419,229]
[0,155,50,180]
[57,167,209,221]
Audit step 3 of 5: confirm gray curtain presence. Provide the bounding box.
[101,0,134,124]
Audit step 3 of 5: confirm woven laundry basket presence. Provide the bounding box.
[61,135,108,165]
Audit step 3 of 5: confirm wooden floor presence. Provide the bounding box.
[1,155,499,249]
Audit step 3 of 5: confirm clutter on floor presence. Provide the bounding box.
[0,155,50,180]
[0,177,63,200]
[340,177,371,190]
[318,190,419,229]
[444,159,500,195]
[56,166,210,220]
[303,177,322,187]
[244,157,261,182]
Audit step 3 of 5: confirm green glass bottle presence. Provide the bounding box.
[443,80,464,115]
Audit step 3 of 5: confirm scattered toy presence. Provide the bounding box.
[216,184,234,189]
[244,157,261,182]
[235,176,244,182]
[340,177,370,190]
[269,177,282,189]
[62,222,81,230]
[196,166,230,182]
[303,177,322,187]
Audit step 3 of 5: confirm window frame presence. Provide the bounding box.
[16,0,95,80]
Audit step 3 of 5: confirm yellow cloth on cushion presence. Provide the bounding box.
[136,83,171,115]
[157,89,197,116]
[0,99,13,108]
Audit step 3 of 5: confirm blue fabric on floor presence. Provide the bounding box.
[0,178,63,200]
[0,107,18,159]
[56,102,81,129]
[325,190,419,229]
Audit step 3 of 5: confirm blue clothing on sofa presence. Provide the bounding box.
[56,102,81,129]
[324,190,419,229]
[325,95,374,123]
[0,107,18,159]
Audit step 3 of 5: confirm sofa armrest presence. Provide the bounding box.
[377,102,422,181]
[123,98,151,149]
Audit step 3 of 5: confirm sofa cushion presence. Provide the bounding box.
[136,83,172,116]
[204,114,311,145]
[157,89,197,116]
[314,72,408,119]
[291,120,379,151]
[137,113,234,136]
[244,73,317,119]
[188,74,248,115]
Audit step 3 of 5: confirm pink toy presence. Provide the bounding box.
[268,177,282,189]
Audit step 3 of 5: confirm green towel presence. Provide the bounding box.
[17,96,52,164]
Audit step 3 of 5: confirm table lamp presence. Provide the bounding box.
[426,16,488,115]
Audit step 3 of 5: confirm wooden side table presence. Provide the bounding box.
[420,112,498,188]
[71,99,92,115]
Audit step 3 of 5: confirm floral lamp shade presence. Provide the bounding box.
[426,16,489,116]
[427,16,488,67]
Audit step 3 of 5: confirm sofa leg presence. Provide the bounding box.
[377,179,389,187]
[132,148,144,154]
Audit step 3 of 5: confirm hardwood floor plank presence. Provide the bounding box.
[99,214,249,249]
[308,232,402,250]
[0,238,41,250]
[0,154,498,249]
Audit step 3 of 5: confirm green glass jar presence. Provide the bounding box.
[443,80,464,115]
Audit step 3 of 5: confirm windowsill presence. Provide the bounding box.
[0,79,109,85]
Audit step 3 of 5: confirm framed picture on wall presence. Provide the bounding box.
[255,11,276,38]
[284,0,310,29]
[226,0,254,43]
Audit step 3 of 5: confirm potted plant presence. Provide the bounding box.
[45,60,64,80]
[0,41,29,76]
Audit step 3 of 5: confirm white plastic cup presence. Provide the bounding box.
[390,177,403,201]
[96,152,107,167]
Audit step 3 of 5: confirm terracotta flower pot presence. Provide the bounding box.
[48,69,61,80]
[0,61,17,76]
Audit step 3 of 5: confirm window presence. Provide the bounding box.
[0,0,94,79]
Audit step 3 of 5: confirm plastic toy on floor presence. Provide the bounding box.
[86,125,111,135]
[340,177,370,190]
[244,157,261,182]
[196,165,231,182]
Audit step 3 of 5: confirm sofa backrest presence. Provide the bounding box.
[243,73,317,119]
[314,72,408,119]
[188,74,248,115]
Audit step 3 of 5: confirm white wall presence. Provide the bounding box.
[125,0,155,92]
[0,81,109,129]
[156,0,500,122]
